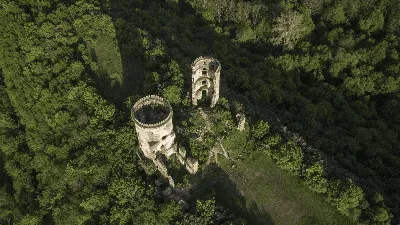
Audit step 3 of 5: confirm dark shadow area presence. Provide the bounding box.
[135,104,170,124]
[98,47,146,113]
[94,1,297,223]
[197,95,212,108]
[0,153,14,195]
[84,44,146,115]
[97,0,274,125]
[97,0,262,115]
[190,163,275,225]
[96,0,397,223]
[87,1,147,113]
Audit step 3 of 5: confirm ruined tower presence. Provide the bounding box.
[191,56,221,107]
[132,95,198,186]
[132,95,176,185]
[132,95,176,160]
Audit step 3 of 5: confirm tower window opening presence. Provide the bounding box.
[202,69,207,75]
[202,90,207,98]
[202,80,207,85]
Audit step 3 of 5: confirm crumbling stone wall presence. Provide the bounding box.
[132,95,198,186]
[191,56,221,107]
[132,95,176,160]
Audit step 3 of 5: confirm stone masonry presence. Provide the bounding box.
[191,56,221,107]
[132,95,176,160]
[132,95,198,186]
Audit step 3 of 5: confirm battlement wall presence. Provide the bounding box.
[132,95,173,128]
[191,56,221,73]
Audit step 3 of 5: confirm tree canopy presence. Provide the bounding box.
[1,0,399,224]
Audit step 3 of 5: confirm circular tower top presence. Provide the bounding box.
[132,95,173,128]
[191,56,221,73]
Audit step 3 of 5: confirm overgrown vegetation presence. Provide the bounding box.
[1,0,399,224]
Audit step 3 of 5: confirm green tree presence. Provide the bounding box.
[251,120,270,140]
[303,162,328,194]
[359,9,384,33]
[322,4,346,25]
[270,10,315,50]
[272,142,304,175]
[327,180,366,220]
[163,85,182,105]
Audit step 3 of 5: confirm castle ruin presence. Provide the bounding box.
[132,95,198,186]
[132,56,222,187]
[132,95,176,159]
[191,56,221,107]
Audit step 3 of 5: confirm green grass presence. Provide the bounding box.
[76,14,145,109]
[215,153,354,225]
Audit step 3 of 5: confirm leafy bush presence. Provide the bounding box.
[251,120,270,140]
[271,141,304,175]
[303,162,328,194]
[327,179,365,221]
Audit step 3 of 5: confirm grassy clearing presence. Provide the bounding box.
[215,153,354,225]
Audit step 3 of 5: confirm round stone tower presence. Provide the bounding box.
[191,56,221,107]
[132,95,177,161]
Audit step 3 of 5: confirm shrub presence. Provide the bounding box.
[271,141,304,175]
[303,162,328,194]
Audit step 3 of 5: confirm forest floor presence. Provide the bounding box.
[213,153,354,225]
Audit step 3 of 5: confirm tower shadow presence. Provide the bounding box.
[98,0,256,113]
[190,163,275,225]
[93,0,399,223]
[96,1,275,223]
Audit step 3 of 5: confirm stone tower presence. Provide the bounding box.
[132,95,198,186]
[132,95,177,185]
[191,56,221,107]
[132,95,176,160]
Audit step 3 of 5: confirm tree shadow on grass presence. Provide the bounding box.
[95,0,398,223]
[190,163,275,225]
[99,0,265,111]
[90,31,146,113]
[97,1,276,221]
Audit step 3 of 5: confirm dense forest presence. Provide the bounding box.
[1,0,399,224]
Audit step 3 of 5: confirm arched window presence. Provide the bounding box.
[202,68,207,75]
[202,90,207,98]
